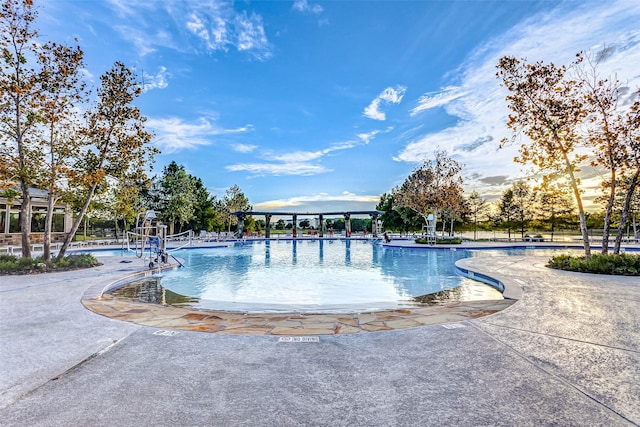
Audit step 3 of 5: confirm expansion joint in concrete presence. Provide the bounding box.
[470,322,638,426]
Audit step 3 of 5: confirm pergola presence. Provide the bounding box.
[231,210,384,238]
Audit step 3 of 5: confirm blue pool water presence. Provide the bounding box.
[145,240,582,312]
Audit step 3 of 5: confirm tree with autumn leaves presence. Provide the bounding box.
[0,0,43,258]
[497,53,640,257]
[0,0,157,260]
[393,150,465,233]
[57,62,156,259]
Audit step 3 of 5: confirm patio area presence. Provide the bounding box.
[0,245,638,426]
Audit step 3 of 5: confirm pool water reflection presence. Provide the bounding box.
[114,240,508,313]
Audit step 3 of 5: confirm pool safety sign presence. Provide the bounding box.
[278,336,320,343]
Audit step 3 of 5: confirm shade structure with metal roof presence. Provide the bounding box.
[231,210,384,238]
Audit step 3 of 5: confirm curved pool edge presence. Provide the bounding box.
[455,258,523,301]
[81,264,178,300]
[82,295,515,335]
[80,257,515,335]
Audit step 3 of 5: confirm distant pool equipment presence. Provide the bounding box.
[130,210,172,269]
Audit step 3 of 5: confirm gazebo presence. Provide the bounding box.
[231,210,384,238]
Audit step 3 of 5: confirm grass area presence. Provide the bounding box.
[548,253,640,276]
[0,254,100,275]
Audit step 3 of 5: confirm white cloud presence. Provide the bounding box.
[226,134,373,178]
[186,13,218,49]
[185,6,272,60]
[269,151,324,162]
[142,66,169,91]
[357,130,379,144]
[395,0,640,198]
[234,11,271,59]
[105,1,272,60]
[148,117,250,153]
[363,85,407,121]
[292,0,324,15]
[357,127,394,144]
[410,86,468,116]
[106,0,136,17]
[113,25,158,56]
[363,99,384,121]
[253,192,379,212]
[231,143,258,153]
[225,163,328,176]
[80,68,94,81]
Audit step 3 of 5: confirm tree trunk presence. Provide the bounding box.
[562,151,591,258]
[600,169,616,255]
[19,183,31,259]
[57,183,98,259]
[613,167,640,254]
[473,211,477,241]
[43,194,56,261]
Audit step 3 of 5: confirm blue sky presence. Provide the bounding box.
[39,0,640,213]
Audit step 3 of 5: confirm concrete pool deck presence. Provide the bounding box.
[0,243,639,425]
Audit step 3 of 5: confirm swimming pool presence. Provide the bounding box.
[110,240,590,313]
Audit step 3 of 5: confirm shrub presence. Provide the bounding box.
[64,254,98,269]
[0,254,17,263]
[0,254,99,275]
[548,253,640,276]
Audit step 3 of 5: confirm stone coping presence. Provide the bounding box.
[82,296,515,335]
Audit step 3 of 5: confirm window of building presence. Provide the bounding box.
[31,206,47,232]
[4,204,66,233]
[0,204,6,233]
[9,207,20,233]
[53,208,65,232]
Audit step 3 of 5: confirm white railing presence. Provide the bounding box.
[166,230,192,252]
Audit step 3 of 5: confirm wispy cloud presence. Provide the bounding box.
[292,0,324,15]
[357,130,380,144]
[184,5,272,60]
[363,85,407,121]
[253,192,379,212]
[106,0,136,17]
[113,25,161,56]
[410,86,468,116]
[231,143,258,153]
[235,11,269,56]
[268,151,325,163]
[142,67,169,91]
[395,0,640,199]
[225,163,328,176]
[226,133,376,178]
[148,117,250,153]
[356,126,396,144]
[106,0,272,60]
